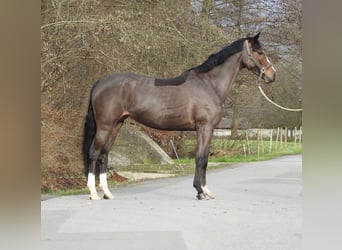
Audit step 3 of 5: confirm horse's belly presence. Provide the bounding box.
[131,108,196,130]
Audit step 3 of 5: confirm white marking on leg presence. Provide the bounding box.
[202,185,215,199]
[202,185,210,194]
[99,173,114,199]
[87,173,101,200]
[87,173,96,193]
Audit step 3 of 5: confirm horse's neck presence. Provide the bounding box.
[206,52,243,102]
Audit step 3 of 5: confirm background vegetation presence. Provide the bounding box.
[41,0,302,192]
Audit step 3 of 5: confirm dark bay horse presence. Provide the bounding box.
[83,33,276,200]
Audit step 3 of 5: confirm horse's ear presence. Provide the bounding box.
[254,32,261,41]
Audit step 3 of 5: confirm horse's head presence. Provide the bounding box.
[242,32,276,83]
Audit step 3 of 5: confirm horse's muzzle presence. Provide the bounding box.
[264,72,276,83]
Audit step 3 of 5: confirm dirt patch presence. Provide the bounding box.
[111,171,128,182]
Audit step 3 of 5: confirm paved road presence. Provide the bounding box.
[41,155,302,250]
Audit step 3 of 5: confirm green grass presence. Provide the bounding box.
[179,140,302,164]
[45,187,90,196]
[43,140,301,196]
[211,144,301,162]
[43,179,136,196]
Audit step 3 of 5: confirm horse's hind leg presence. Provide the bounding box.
[87,128,112,200]
[98,122,123,200]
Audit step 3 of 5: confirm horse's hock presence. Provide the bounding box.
[108,123,174,167]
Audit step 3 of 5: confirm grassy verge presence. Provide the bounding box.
[42,141,301,197]
[44,187,90,197]
[179,142,302,164]
[42,178,139,197]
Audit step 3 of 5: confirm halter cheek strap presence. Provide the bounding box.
[244,40,302,112]
[244,40,272,85]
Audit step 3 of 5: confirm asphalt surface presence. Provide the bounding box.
[41,155,302,250]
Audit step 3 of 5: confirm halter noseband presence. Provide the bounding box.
[244,40,273,85]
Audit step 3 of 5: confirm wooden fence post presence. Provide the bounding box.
[285,127,288,147]
[246,129,251,155]
[257,129,260,158]
[269,129,273,153]
[260,129,264,153]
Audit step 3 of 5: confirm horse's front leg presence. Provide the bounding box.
[194,125,215,200]
[200,165,215,199]
[202,184,215,199]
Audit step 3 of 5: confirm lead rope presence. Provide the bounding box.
[257,81,302,112]
[245,40,302,112]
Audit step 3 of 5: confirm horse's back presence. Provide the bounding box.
[91,72,152,100]
[95,72,151,88]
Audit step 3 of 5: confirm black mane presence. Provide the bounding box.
[154,38,247,86]
[192,38,246,73]
[154,70,191,86]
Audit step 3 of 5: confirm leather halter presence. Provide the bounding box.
[244,40,302,112]
[244,40,273,85]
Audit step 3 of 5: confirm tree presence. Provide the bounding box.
[202,0,303,129]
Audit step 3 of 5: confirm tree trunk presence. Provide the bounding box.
[230,0,244,138]
[200,0,213,38]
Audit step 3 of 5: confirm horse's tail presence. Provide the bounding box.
[82,82,98,176]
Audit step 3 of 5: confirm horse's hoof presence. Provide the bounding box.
[205,192,215,199]
[196,193,208,200]
[89,194,101,200]
[103,193,114,200]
